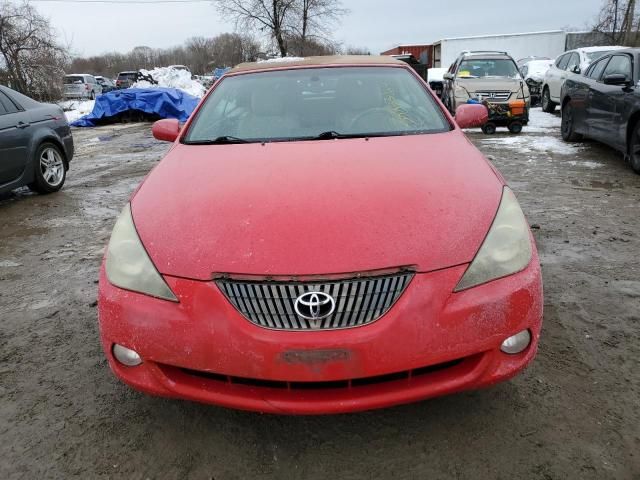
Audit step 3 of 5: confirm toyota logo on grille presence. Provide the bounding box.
[294,291,336,321]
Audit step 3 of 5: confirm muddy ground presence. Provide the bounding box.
[1,112,639,479]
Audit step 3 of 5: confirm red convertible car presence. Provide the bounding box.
[98,56,543,414]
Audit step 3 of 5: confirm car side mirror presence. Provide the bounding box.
[603,73,630,86]
[443,73,454,81]
[152,119,181,142]
[455,104,488,129]
[571,65,581,74]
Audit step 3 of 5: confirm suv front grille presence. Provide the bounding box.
[474,90,512,102]
[217,272,413,330]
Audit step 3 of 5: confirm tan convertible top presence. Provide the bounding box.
[230,55,406,73]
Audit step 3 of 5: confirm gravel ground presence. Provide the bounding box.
[1,111,639,479]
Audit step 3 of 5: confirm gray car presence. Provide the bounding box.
[63,74,102,100]
[0,85,74,194]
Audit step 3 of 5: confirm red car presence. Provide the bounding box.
[98,56,543,414]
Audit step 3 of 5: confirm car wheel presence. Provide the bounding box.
[630,123,640,174]
[542,88,556,113]
[29,143,66,194]
[508,122,523,134]
[561,103,582,142]
[481,122,497,135]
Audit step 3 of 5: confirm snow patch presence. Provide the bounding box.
[133,67,206,98]
[258,57,305,63]
[480,135,585,156]
[58,100,95,123]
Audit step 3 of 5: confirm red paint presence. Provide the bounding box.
[151,118,180,143]
[98,60,543,414]
[455,104,489,129]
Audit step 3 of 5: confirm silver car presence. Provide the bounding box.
[63,74,102,100]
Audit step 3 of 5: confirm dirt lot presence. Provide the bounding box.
[1,112,639,479]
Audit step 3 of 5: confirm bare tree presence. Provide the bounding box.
[0,1,70,100]
[344,46,371,56]
[214,0,296,57]
[592,0,639,45]
[290,0,347,56]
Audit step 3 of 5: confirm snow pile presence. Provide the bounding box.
[427,68,447,82]
[523,60,554,83]
[133,67,206,98]
[258,57,305,63]
[525,107,561,133]
[58,99,95,123]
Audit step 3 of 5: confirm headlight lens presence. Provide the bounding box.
[105,204,178,301]
[455,187,532,291]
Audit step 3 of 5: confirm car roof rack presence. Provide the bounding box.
[461,50,509,55]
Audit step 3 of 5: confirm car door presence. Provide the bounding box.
[549,54,570,101]
[0,90,30,185]
[589,54,633,146]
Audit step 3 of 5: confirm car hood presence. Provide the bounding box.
[456,77,522,93]
[132,131,504,280]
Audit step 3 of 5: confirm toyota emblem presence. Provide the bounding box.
[294,291,336,321]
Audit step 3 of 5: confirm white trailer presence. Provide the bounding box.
[433,31,567,68]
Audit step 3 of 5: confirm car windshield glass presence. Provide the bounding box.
[586,50,614,62]
[184,66,450,144]
[457,59,521,79]
[64,75,85,84]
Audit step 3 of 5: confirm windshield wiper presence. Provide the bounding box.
[185,135,250,145]
[311,131,370,140]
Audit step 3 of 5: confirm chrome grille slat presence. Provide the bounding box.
[217,272,413,331]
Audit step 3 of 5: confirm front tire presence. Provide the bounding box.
[29,143,67,194]
[542,87,556,113]
[561,102,583,142]
[630,122,640,174]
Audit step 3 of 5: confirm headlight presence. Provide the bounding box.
[455,187,532,291]
[105,204,178,301]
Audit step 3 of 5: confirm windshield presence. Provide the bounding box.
[64,75,85,84]
[183,66,450,144]
[586,50,614,62]
[457,59,521,79]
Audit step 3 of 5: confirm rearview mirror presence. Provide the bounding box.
[152,119,181,142]
[455,104,488,129]
[603,73,630,86]
[443,73,454,81]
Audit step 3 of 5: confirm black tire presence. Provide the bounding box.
[28,143,66,194]
[508,122,523,134]
[541,87,556,113]
[90,91,95,100]
[561,102,583,142]
[481,122,497,135]
[630,122,640,174]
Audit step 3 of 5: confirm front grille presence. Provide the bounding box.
[474,90,512,102]
[217,272,413,330]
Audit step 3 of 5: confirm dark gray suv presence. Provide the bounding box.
[0,86,74,195]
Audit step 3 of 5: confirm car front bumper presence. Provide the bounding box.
[98,257,543,415]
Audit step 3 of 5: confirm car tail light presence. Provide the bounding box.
[85,84,90,90]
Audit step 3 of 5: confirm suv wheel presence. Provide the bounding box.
[561,103,582,142]
[542,87,556,113]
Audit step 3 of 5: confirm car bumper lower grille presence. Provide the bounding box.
[473,90,512,102]
[217,272,413,330]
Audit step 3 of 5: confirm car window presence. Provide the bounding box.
[556,54,570,70]
[184,66,451,143]
[566,53,580,71]
[456,59,520,79]
[587,58,608,80]
[0,91,19,114]
[602,55,632,80]
[586,50,617,63]
[0,97,7,115]
[65,75,85,84]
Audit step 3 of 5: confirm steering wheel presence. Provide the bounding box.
[348,107,393,131]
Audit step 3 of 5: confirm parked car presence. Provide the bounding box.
[95,76,116,93]
[391,54,427,80]
[427,67,447,98]
[516,56,551,68]
[115,71,138,89]
[0,85,73,194]
[541,46,626,113]
[98,55,542,414]
[168,64,191,74]
[442,51,530,115]
[561,48,640,173]
[63,74,102,100]
[520,59,554,107]
[442,51,531,134]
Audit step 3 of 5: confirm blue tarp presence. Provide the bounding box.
[71,87,199,127]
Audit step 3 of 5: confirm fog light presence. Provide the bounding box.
[500,330,531,354]
[112,344,142,366]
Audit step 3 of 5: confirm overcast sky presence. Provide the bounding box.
[32,0,605,57]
